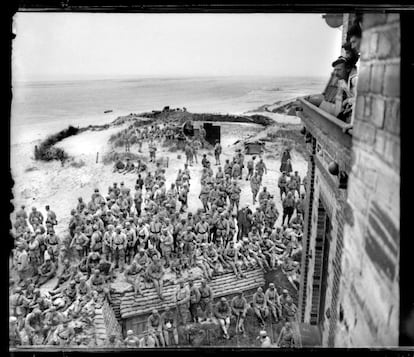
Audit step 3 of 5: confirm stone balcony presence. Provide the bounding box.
[298,97,353,178]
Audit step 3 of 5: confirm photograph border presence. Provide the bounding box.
[4,2,413,356]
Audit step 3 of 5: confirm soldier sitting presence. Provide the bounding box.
[145,255,165,300]
[35,256,56,286]
[124,261,144,296]
[113,157,125,173]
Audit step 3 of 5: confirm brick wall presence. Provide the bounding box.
[334,13,400,347]
[298,139,316,321]
[298,129,349,338]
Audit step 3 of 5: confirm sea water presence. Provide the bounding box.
[11,75,325,145]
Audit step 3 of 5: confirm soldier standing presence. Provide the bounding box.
[199,185,211,212]
[229,181,241,213]
[278,172,288,200]
[175,280,190,325]
[149,140,157,163]
[255,158,267,183]
[214,141,222,165]
[112,225,127,271]
[250,172,261,204]
[199,280,214,322]
[189,280,201,323]
[246,156,256,181]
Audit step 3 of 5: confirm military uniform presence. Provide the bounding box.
[199,186,211,211]
[229,185,241,212]
[112,231,127,269]
[278,175,288,199]
[250,175,261,203]
[246,159,254,180]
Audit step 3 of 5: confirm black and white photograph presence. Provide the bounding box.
[8,8,405,350]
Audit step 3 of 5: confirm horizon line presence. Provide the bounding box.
[14,74,327,84]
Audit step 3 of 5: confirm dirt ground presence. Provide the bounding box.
[11,116,307,230]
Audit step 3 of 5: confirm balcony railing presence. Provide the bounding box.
[298,97,352,150]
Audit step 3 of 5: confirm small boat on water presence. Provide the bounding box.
[104,110,113,113]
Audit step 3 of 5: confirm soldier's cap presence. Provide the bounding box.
[259,330,267,337]
[331,55,351,67]
[14,287,22,293]
[282,289,288,294]
[10,316,17,323]
[139,248,145,252]
[220,297,227,302]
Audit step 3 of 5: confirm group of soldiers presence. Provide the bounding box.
[10,119,305,347]
[118,283,297,347]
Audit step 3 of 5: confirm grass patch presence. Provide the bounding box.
[265,127,307,156]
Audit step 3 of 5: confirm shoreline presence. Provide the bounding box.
[11,95,301,146]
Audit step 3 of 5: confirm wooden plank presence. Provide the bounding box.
[122,275,265,318]
[120,279,265,316]
[120,270,263,304]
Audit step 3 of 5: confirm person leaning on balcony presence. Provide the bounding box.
[348,23,362,58]
[319,56,358,122]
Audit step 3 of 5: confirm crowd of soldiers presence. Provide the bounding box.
[10,121,305,348]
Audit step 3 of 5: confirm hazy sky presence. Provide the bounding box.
[12,13,343,81]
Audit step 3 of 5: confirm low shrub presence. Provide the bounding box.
[36,125,79,162]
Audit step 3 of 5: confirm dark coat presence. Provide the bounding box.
[237,208,253,231]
